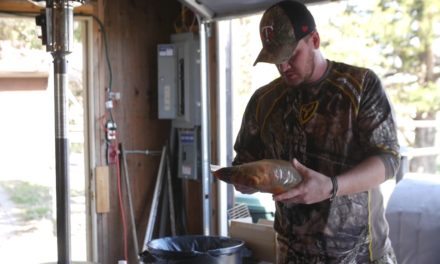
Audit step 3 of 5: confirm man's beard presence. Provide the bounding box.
[283,50,316,87]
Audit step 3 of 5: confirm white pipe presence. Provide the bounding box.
[198,17,212,236]
[124,150,162,155]
[216,20,232,236]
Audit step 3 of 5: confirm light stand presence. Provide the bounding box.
[35,0,84,263]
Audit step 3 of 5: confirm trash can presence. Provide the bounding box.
[140,235,245,264]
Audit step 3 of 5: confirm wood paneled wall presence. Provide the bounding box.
[93,0,218,263]
[94,0,180,263]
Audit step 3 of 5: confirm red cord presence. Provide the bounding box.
[115,141,129,261]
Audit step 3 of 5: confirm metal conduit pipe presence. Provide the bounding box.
[124,150,162,156]
[216,20,232,236]
[198,17,212,236]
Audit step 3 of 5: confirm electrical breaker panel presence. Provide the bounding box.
[157,33,201,128]
[177,128,200,180]
[158,33,202,181]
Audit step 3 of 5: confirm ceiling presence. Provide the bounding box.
[179,0,334,21]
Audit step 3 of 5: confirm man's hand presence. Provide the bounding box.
[273,159,333,204]
[234,184,257,194]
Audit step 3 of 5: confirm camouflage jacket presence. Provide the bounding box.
[233,61,400,263]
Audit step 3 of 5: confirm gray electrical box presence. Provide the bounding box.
[158,33,202,181]
[177,128,200,180]
[157,33,201,128]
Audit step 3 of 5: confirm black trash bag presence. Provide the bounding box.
[140,235,246,264]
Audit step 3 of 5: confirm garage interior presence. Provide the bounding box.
[0,0,439,264]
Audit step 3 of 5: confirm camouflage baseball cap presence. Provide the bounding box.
[253,0,316,66]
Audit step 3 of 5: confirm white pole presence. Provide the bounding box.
[216,20,232,236]
[198,17,212,236]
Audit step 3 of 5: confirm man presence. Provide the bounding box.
[232,1,401,263]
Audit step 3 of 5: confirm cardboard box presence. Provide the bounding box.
[229,219,277,263]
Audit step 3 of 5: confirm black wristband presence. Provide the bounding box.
[329,176,338,201]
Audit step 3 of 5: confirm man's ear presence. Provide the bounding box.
[311,31,321,49]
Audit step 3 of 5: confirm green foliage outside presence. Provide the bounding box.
[0,16,83,50]
[318,0,440,173]
[0,181,52,221]
[321,0,440,116]
[0,17,86,222]
[70,142,84,153]
[0,17,44,51]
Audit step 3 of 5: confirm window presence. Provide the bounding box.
[0,15,91,263]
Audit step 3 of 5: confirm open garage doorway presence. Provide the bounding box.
[0,15,92,263]
[221,0,440,223]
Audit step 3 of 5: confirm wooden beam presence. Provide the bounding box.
[0,71,49,78]
[0,1,94,15]
[0,2,41,13]
[0,76,48,91]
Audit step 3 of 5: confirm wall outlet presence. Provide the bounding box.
[107,143,118,164]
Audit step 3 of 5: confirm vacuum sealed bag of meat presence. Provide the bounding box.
[212,159,302,194]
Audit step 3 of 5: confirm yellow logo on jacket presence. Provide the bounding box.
[300,101,319,125]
